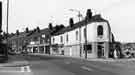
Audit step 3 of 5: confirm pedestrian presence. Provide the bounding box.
[114,49,117,59]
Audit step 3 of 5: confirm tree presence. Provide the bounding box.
[2,32,7,39]
[69,18,74,27]
[16,30,19,35]
[25,27,29,33]
[48,23,53,30]
[36,26,40,32]
[111,33,115,42]
[86,9,92,21]
[55,25,60,32]
[59,24,65,29]
[3,32,6,36]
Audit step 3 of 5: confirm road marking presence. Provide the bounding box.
[0,71,22,72]
[21,66,31,72]
[0,67,22,72]
[65,62,71,64]
[81,66,93,71]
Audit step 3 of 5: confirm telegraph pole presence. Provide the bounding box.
[6,0,9,56]
[78,11,82,57]
[7,0,9,37]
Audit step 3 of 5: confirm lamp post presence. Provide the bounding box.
[69,9,83,57]
[7,0,9,38]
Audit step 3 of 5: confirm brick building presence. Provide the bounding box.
[26,28,51,54]
[8,28,51,54]
[8,32,29,53]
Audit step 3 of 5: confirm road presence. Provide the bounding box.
[0,54,134,75]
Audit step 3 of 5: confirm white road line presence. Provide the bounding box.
[21,66,31,72]
[81,66,93,71]
[0,71,22,72]
[65,62,71,64]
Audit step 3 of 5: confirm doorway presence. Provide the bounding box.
[97,42,104,58]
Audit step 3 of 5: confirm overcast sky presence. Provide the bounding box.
[1,0,135,42]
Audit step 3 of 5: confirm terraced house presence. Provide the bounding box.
[26,28,51,54]
[8,27,51,54]
[8,30,30,53]
[51,9,114,58]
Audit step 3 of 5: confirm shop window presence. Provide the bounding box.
[53,38,55,43]
[84,44,92,53]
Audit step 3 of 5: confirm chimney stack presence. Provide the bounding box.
[86,9,92,21]
[69,18,74,27]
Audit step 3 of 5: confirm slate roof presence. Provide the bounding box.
[8,28,51,41]
[26,28,51,40]
[8,32,30,40]
[52,14,109,36]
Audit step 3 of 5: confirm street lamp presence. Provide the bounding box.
[69,9,83,57]
[69,9,83,21]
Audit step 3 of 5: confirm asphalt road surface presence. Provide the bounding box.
[0,54,134,75]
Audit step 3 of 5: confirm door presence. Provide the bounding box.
[97,42,104,58]
[69,48,72,56]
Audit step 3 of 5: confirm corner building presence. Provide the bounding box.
[51,14,114,58]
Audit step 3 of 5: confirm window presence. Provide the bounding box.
[84,44,92,53]
[53,38,55,43]
[66,34,68,42]
[76,31,78,40]
[33,37,38,41]
[84,28,86,39]
[60,36,63,43]
[97,25,103,36]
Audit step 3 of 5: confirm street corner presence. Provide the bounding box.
[0,60,30,68]
[0,61,33,75]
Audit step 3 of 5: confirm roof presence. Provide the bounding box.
[53,14,108,36]
[8,32,29,40]
[8,28,51,41]
[25,28,51,40]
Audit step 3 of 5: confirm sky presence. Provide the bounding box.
[1,0,135,42]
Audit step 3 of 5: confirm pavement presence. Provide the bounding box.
[0,55,29,67]
[0,55,32,75]
[29,53,135,62]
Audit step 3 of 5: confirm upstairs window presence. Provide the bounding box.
[53,38,55,43]
[76,31,78,40]
[60,36,63,43]
[97,25,103,36]
[66,34,68,42]
[84,28,86,39]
